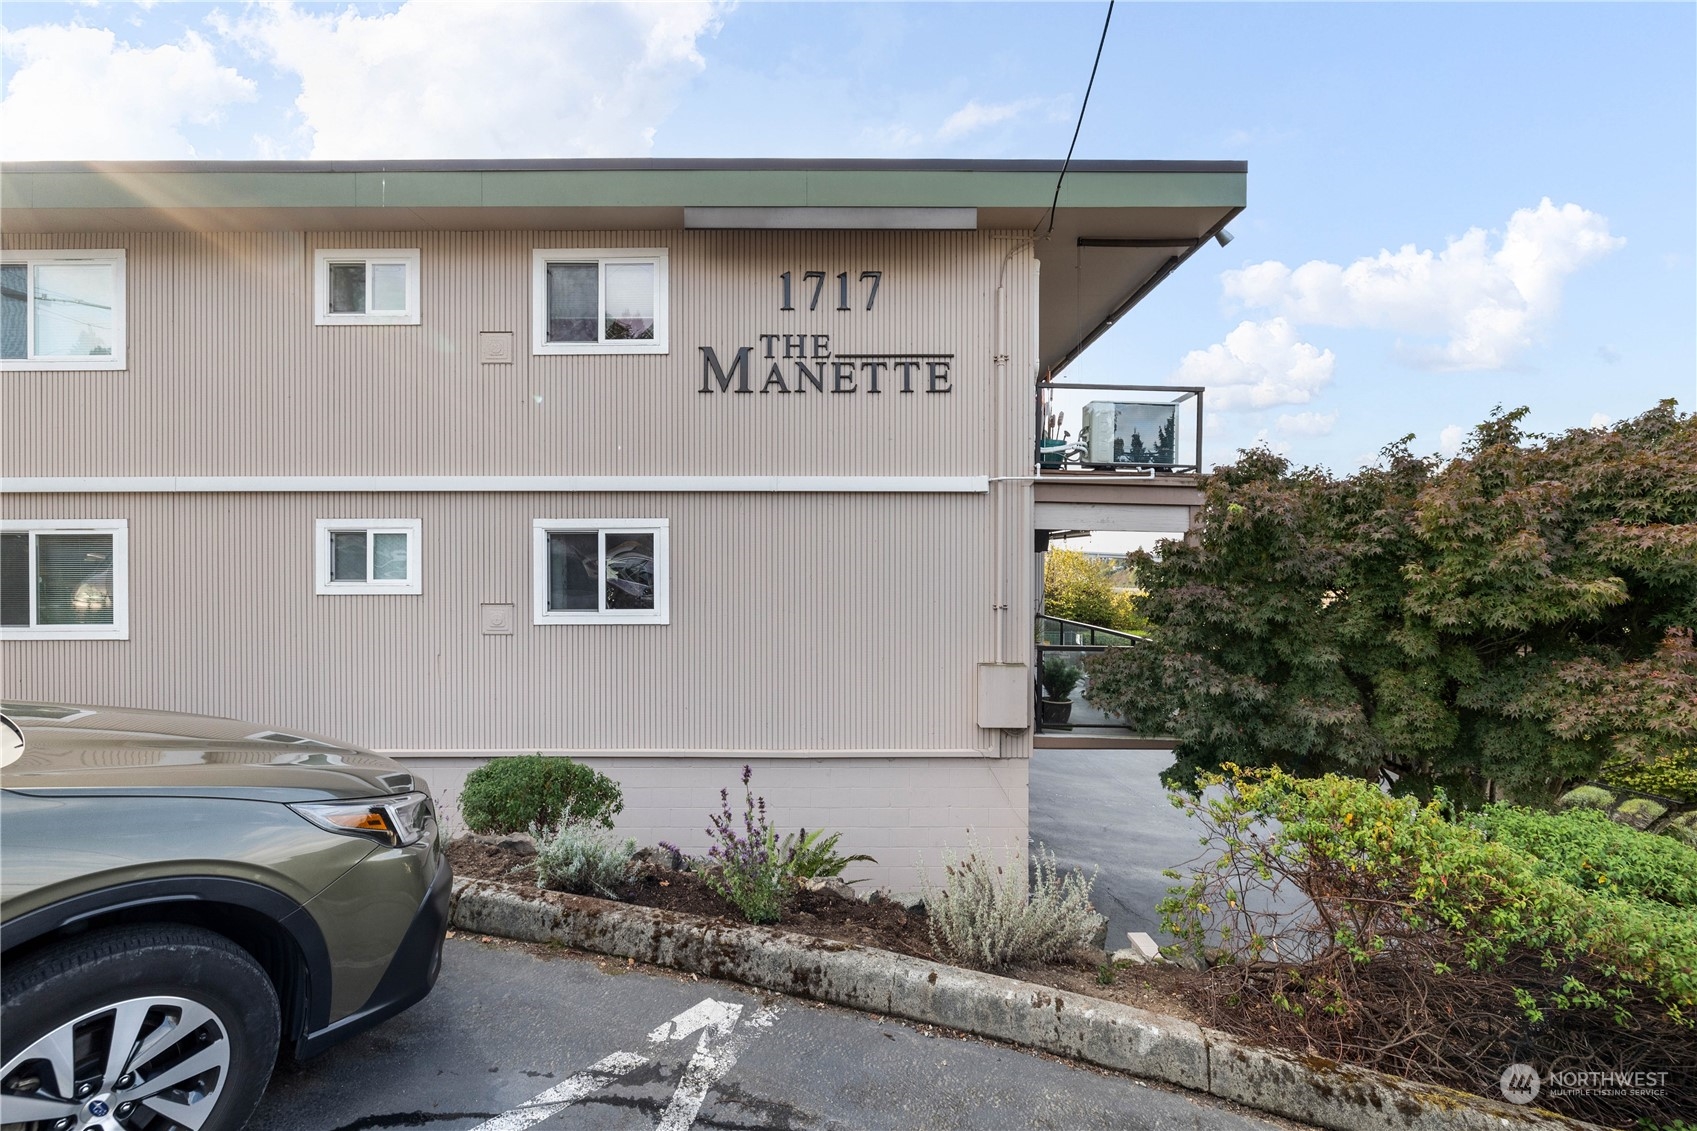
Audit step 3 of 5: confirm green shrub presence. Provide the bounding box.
[1558,784,1616,811]
[665,766,876,923]
[779,828,874,881]
[1039,656,1084,700]
[919,835,1098,971]
[458,755,623,835]
[1601,749,1697,802]
[1473,804,1697,908]
[533,823,638,898]
[1161,767,1697,1025]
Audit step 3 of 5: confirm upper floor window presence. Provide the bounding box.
[315,519,422,595]
[531,248,668,355]
[313,249,421,326]
[1,250,126,370]
[0,519,129,640]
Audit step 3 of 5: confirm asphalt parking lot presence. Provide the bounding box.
[254,935,1286,1131]
[1028,747,1194,947]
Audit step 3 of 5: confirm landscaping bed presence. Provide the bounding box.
[446,836,1203,1025]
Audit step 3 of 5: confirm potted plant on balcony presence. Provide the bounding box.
[1039,656,1084,727]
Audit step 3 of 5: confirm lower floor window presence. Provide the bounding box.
[0,520,128,639]
[533,519,668,624]
[315,519,421,594]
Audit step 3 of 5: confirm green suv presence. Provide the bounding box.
[0,701,452,1130]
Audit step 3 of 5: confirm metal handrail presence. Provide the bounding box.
[1035,614,1141,647]
[1035,382,1205,475]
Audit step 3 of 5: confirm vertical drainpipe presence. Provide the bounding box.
[992,239,1035,758]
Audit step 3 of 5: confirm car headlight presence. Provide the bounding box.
[290,791,435,848]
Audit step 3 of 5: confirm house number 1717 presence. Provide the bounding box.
[779,271,882,312]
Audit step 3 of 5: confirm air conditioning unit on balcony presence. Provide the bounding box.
[1081,401,1179,467]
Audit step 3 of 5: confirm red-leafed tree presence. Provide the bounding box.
[1085,401,1697,806]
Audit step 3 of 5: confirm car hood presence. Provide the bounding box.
[0,701,422,802]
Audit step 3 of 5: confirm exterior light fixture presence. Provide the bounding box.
[1215,229,1235,247]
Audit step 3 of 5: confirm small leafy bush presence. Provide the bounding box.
[690,765,791,924]
[533,823,638,898]
[1162,766,1697,1126]
[458,755,623,835]
[1039,656,1084,701]
[1472,804,1697,908]
[1601,749,1697,802]
[666,766,875,923]
[919,835,1098,972]
[780,828,875,881]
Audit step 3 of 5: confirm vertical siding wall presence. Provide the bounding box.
[1,491,995,756]
[2,227,1039,882]
[2,229,1033,478]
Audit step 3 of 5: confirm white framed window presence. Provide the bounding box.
[1,250,126,370]
[313,249,421,326]
[0,520,129,640]
[533,518,669,625]
[531,248,668,355]
[314,519,422,595]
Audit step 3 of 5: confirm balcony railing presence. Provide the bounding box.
[1034,616,1141,734]
[1036,382,1204,475]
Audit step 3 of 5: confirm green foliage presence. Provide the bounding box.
[1471,804,1697,907]
[1043,549,1148,633]
[676,765,874,923]
[919,836,1099,972]
[1602,749,1697,802]
[533,823,639,898]
[1160,767,1697,1027]
[458,755,624,835]
[1086,402,1697,805]
[1039,656,1084,700]
[1559,784,1616,811]
[779,828,875,881]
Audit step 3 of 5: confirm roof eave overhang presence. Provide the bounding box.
[0,158,1246,378]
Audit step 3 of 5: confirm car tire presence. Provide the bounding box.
[1,924,280,1131]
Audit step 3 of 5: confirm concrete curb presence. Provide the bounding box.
[449,878,1596,1131]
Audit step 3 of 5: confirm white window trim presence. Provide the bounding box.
[531,248,669,356]
[314,518,422,595]
[312,249,422,326]
[532,518,669,625]
[0,519,129,640]
[1,249,127,371]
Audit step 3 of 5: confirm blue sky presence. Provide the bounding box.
[3,1,1692,471]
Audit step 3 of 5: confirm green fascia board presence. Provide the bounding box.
[353,171,486,207]
[478,169,817,207]
[2,166,1246,215]
[13,171,357,210]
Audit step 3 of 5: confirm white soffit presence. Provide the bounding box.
[684,207,977,230]
[1033,501,1193,534]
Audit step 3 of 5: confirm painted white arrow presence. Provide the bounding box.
[467,997,783,1131]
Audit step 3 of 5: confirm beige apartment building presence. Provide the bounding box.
[1,159,1242,888]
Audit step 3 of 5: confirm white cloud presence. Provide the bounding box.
[1589,412,1611,429]
[1171,318,1336,411]
[219,1,723,159]
[1275,410,1337,437]
[936,98,1040,141]
[1222,199,1624,371]
[1438,424,1466,456]
[0,23,255,158]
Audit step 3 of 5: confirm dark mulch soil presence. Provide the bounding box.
[445,839,1201,1023]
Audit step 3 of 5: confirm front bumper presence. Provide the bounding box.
[294,848,452,1058]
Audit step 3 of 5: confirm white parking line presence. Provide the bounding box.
[471,998,783,1131]
[466,1051,651,1131]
